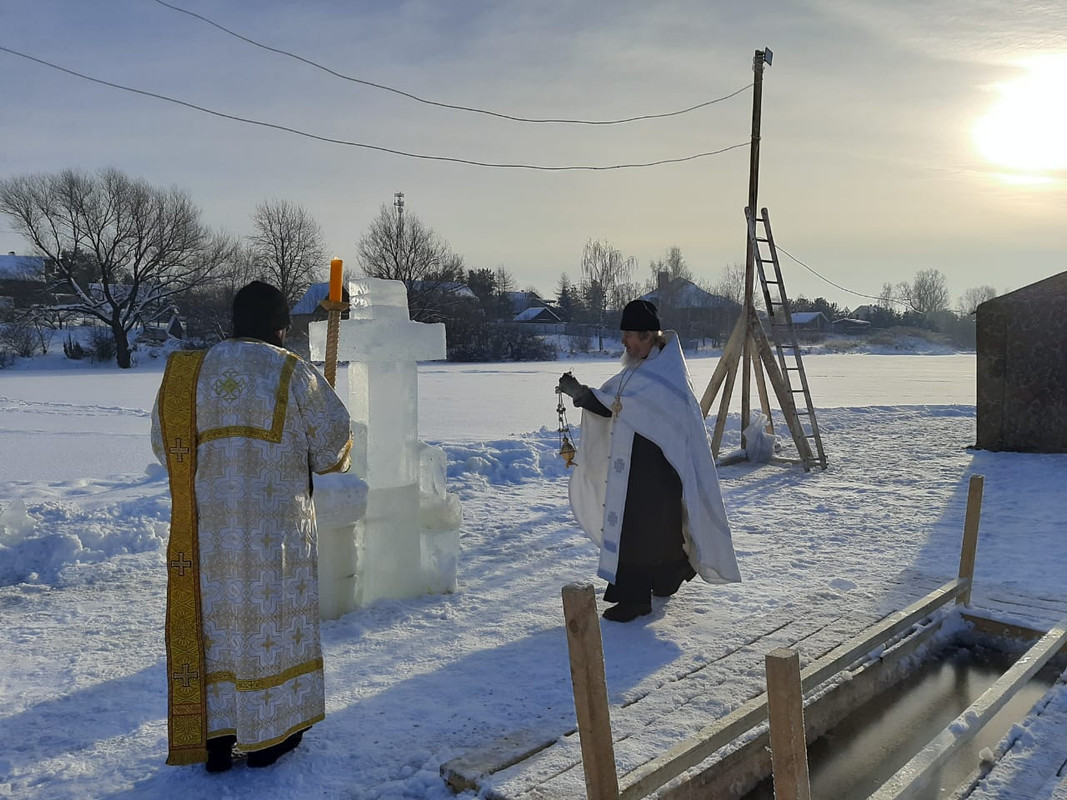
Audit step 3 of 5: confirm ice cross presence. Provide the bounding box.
[310,277,449,611]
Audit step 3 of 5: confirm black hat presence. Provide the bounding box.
[619,299,660,331]
[232,281,290,345]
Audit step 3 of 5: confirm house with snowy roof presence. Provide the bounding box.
[0,253,54,314]
[639,277,741,346]
[790,311,829,332]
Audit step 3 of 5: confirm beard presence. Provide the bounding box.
[620,348,644,369]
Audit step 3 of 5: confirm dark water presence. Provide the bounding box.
[745,643,1060,800]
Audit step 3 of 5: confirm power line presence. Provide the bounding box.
[0,45,750,171]
[775,242,910,308]
[153,0,752,126]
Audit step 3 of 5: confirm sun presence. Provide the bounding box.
[972,55,1067,174]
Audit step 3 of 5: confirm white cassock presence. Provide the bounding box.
[152,338,351,753]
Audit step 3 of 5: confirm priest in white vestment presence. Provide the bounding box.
[560,299,741,622]
[151,281,352,771]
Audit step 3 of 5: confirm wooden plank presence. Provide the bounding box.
[766,649,811,800]
[618,579,968,799]
[962,611,1067,653]
[871,616,1067,800]
[441,727,567,793]
[957,474,984,606]
[562,582,619,800]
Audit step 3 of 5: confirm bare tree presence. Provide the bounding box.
[248,199,325,308]
[712,262,747,307]
[173,233,252,340]
[877,282,897,309]
[356,202,466,322]
[645,246,693,290]
[0,167,221,367]
[580,239,635,349]
[906,268,951,314]
[957,285,998,316]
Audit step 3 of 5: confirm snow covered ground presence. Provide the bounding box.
[1,346,1064,799]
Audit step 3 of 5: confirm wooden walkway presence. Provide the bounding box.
[443,573,1067,800]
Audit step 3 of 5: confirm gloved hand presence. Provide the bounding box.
[557,372,582,398]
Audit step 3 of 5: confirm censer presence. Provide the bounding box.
[556,377,578,468]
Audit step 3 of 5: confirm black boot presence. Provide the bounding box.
[247,730,304,768]
[205,735,236,773]
[602,602,652,622]
[652,563,697,597]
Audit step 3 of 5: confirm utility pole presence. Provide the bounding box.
[741,47,772,448]
[394,190,405,275]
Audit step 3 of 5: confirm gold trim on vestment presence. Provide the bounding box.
[205,656,324,692]
[240,715,325,753]
[198,355,297,444]
[319,437,353,474]
[160,350,209,766]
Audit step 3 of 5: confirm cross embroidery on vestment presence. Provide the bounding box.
[169,553,193,576]
[172,662,199,689]
[169,437,191,463]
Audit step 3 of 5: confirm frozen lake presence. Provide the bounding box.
[0,353,976,483]
[416,352,976,440]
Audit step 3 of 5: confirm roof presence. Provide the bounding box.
[791,311,829,324]
[0,254,47,280]
[410,280,477,300]
[292,282,331,315]
[981,270,1067,309]
[641,278,738,310]
[514,306,561,323]
[504,290,545,313]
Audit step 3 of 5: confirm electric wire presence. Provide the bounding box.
[775,242,911,308]
[152,0,752,125]
[0,46,750,171]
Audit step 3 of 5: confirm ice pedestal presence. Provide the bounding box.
[310,277,461,613]
[313,471,368,620]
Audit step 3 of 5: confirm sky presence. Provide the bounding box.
[2,0,1066,310]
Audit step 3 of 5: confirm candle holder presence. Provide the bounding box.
[319,298,350,388]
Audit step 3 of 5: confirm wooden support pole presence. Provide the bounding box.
[700,310,746,417]
[562,582,620,800]
[712,350,740,457]
[957,474,984,606]
[750,308,814,466]
[742,50,769,449]
[766,648,811,800]
[750,337,774,432]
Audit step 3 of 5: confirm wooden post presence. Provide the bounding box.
[957,474,984,606]
[562,582,619,800]
[766,648,811,800]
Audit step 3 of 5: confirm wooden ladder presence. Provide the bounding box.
[747,206,827,470]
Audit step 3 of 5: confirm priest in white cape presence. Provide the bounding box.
[151,281,352,772]
[559,299,741,622]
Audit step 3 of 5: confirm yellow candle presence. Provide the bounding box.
[329,257,343,302]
